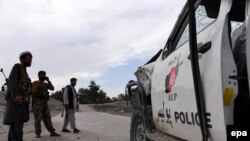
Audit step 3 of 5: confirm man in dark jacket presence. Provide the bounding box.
[3,51,32,141]
[62,78,80,133]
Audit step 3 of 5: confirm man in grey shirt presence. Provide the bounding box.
[62,78,80,133]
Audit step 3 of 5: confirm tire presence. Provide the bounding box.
[130,110,150,141]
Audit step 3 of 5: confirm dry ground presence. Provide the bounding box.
[89,101,133,116]
[0,92,131,141]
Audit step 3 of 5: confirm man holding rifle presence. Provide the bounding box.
[3,51,32,141]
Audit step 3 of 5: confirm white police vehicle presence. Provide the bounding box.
[126,0,250,141]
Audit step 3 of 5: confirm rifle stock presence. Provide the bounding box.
[1,68,13,100]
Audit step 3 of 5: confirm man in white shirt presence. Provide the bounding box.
[62,78,80,133]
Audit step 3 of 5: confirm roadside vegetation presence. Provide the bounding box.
[51,80,128,104]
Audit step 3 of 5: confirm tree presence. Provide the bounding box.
[106,96,111,102]
[78,80,109,104]
[50,90,63,102]
[111,97,118,102]
[118,93,127,101]
[78,88,89,104]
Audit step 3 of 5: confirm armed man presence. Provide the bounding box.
[3,51,32,141]
[31,71,60,138]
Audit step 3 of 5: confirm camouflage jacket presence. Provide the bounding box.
[32,80,54,101]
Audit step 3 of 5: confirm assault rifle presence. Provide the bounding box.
[0,68,12,100]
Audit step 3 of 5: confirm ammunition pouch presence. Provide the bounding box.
[34,91,50,101]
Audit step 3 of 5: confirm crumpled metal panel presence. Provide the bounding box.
[135,62,155,96]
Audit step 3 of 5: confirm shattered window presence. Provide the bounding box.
[195,6,215,33]
[176,5,215,49]
[231,21,244,33]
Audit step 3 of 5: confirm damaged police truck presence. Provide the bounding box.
[126,0,250,141]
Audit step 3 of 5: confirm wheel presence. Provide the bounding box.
[130,110,150,141]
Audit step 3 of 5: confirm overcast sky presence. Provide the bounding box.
[0,0,185,97]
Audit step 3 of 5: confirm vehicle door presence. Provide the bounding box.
[151,0,237,141]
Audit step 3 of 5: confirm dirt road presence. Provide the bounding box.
[0,105,130,141]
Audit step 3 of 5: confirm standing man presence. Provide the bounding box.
[3,51,32,141]
[62,78,80,133]
[32,71,60,138]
